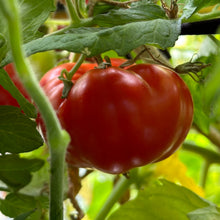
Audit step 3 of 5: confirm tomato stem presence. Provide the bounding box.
[182,142,220,187]
[66,0,81,24]
[59,53,86,98]
[94,169,137,220]
[69,53,87,79]
[200,161,210,188]
[0,1,70,220]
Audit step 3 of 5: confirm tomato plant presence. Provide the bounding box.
[1,1,220,220]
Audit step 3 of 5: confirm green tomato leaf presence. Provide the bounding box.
[182,0,220,20]
[1,19,181,66]
[203,50,220,122]
[13,209,37,220]
[0,154,44,190]
[187,206,220,220]
[0,0,55,62]
[18,0,55,43]
[0,68,37,118]
[181,75,210,133]
[0,154,44,172]
[107,179,215,220]
[0,0,54,43]
[0,193,38,218]
[91,3,166,27]
[0,106,43,154]
[0,170,32,191]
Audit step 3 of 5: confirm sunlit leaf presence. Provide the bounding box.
[1,19,181,66]
[0,193,37,218]
[188,206,220,220]
[0,106,43,154]
[182,0,220,19]
[107,179,215,220]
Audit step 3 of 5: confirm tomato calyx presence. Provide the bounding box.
[58,54,87,98]
[58,69,74,98]
[94,55,112,69]
[174,61,211,82]
[140,45,211,82]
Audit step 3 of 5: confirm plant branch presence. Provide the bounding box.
[200,161,210,188]
[94,176,131,220]
[68,54,86,79]
[193,124,220,150]
[65,0,81,24]
[0,1,70,220]
[94,169,137,220]
[182,142,220,164]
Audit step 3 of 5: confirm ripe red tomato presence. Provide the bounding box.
[0,63,30,106]
[39,63,193,174]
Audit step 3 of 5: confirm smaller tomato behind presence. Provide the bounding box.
[0,63,30,106]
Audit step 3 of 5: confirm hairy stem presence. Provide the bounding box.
[200,161,210,188]
[69,54,87,79]
[0,1,70,220]
[66,0,81,23]
[95,169,137,220]
[193,124,220,150]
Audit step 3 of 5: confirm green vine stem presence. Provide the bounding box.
[66,0,81,24]
[0,1,70,220]
[182,143,220,188]
[69,54,87,79]
[200,161,211,188]
[59,54,86,98]
[182,143,220,164]
[95,169,137,220]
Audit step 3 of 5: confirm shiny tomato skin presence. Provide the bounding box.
[58,65,193,174]
[39,60,127,110]
[39,63,193,174]
[0,63,30,106]
[128,64,194,162]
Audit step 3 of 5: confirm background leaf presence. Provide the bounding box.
[0,170,32,191]
[182,0,220,19]
[0,154,44,172]
[14,209,36,220]
[0,154,44,190]
[18,0,55,43]
[0,193,42,218]
[0,106,43,154]
[187,206,220,220]
[0,0,55,62]
[204,49,220,122]
[0,19,181,66]
[91,3,166,27]
[107,179,216,220]
[181,75,210,133]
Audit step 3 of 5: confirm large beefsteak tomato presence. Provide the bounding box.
[39,63,193,174]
